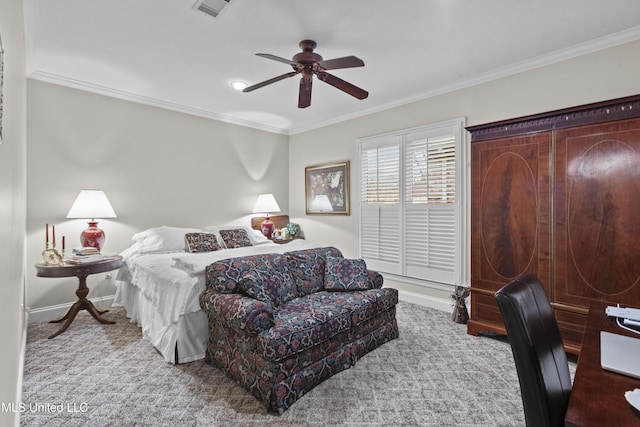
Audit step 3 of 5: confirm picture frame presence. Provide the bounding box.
[305,161,350,215]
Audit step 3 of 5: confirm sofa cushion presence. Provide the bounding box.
[285,246,344,296]
[239,266,297,307]
[324,257,371,291]
[257,295,352,361]
[287,253,326,296]
[206,253,283,293]
[256,287,398,361]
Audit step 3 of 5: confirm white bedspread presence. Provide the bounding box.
[114,239,320,327]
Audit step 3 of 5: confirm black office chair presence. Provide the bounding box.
[495,274,572,427]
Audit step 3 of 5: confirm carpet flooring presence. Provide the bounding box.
[21,301,574,426]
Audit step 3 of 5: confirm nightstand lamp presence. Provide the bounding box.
[66,190,117,252]
[253,193,281,239]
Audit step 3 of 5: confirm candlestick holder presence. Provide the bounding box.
[42,242,63,266]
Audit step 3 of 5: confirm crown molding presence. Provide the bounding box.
[27,26,640,136]
[27,70,289,135]
[288,26,640,135]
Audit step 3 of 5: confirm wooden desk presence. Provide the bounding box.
[35,255,123,339]
[565,301,640,426]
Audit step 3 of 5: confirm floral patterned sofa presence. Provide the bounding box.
[199,246,399,413]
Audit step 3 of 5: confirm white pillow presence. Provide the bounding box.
[132,226,201,253]
[204,225,271,245]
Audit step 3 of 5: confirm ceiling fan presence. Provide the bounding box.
[242,39,369,108]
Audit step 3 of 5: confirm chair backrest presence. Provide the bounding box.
[495,274,572,427]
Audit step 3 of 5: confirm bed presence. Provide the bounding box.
[113,218,319,364]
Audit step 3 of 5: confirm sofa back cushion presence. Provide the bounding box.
[286,247,343,296]
[207,253,284,293]
[324,257,371,291]
[238,267,297,307]
[205,247,344,295]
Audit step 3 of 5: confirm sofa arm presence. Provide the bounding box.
[368,270,384,289]
[201,292,275,334]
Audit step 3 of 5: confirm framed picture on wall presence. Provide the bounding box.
[305,161,350,215]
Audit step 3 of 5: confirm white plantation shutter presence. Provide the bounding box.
[404,131,457,283]
[359,119,464,286]
[360,141,401,273]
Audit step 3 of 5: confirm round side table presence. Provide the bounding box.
[35,255,123,339]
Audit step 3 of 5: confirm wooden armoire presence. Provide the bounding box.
[467,94,640,354]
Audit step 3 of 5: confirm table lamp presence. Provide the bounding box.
[253,193,281,239]
[66,190,117,252]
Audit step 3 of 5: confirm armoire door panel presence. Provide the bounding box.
[555,118,640,307]
[469,132,552,336]
[471,132,552,289]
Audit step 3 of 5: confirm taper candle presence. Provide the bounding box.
[46,224,49,243]
[52,225,56,247]
[62,236,65,251]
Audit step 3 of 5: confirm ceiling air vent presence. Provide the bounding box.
[193,0,233,19]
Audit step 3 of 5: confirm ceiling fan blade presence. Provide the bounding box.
[255,53,297,66]
[298,75,312,108]
[243,71,298,92]
[317,55,365,70]
[316,71,368,100]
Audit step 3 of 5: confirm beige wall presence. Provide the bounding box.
[24,39,640,312]
[0,0,27,425]
[26,81,289,310]
[289,39,640,300]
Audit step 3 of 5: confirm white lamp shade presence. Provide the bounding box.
[253,193,281,214]
[310,195,333,211]
[66,190,117,219]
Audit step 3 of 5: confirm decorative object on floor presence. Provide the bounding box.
[253,193,281,239]
[66,190,117,252]
[242,39,368,108]
[305,161,350,215]
[41,223,63,265]
[451,285,469,324]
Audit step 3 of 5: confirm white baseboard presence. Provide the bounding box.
[27,295,115,324]
[397,289,452,313]
[15,308,28,427]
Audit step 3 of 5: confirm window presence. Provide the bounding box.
[358,118,465,286]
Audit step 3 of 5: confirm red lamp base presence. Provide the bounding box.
[260,217,275,240]
[81,221,106,252]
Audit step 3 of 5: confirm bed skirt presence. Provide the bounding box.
[113,282,208,363]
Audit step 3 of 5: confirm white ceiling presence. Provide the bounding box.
[24,0,640,135]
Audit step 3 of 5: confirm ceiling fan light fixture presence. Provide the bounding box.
[230,80,248,91]
[243,40,368,108]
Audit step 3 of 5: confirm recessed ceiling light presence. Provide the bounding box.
[230,81,248,91]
